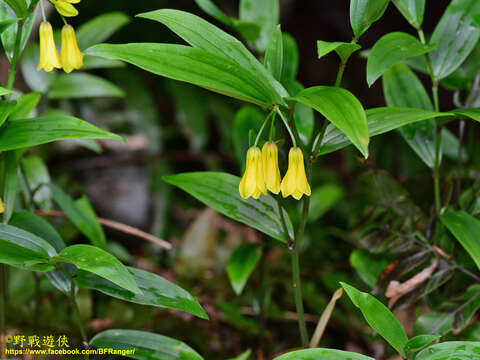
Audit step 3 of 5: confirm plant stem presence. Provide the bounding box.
[5,21,24,97]
[70,282,88,358]
[291,245,308,347]
[0,265,5,335]
[335,62,346,87]
[432,80,442,213]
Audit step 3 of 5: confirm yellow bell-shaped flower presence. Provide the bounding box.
[37,21,61,72]
[239,146,267,199]
[262,141,281,194]
[60,24,83,73]
[50,0,79,17]
[0,198,4,214]
[281,147,311,200]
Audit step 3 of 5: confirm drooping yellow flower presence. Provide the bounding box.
[239,146,267,199]
[0,198,4,214]
[37,21,61,72]
[50,0,79,17]
[262,142,281,194]
[281,147,311,200]
[60,24,83,73]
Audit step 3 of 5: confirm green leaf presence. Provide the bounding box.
[415,285,480,335]
[90,329,203,360]
[20,44,55,93]
[282,33,299,82]
[233,106,263,167]
[227,350,251,360]
[392,0,425,28]
[227,243,262,295]
[87,43,279,107]
[81,55,125,70]
[264,25,283,80]
[239,0,279,52]
[21,155,52,209]
[274,348,375,360]
[317,40,361,63]
[349,249,387,288]
[285,80,314,146]
[429,0,480,80]
[9,92,42,120]
[0,100,17,127]
[290,86,369,157]
[48,73,125,99]
[382,63,436,167]
[404,335,440,357]
[76,12,130,50]
[451,108,480,123]
[0,86,15,96]
[10,212,65,252]
[4,0,27,18]
[308,183,344,222]
[55,244,141,294]
[74,266,208,319]
[49,184,106,249]
[2,151,18,223]
[136,9,287,102]
[0,18,19,35]
[440,210,480,271]
[0,114,122,151]
[163,172,294,243]
[367,32,435,86]
[0,2,37,62]
[318,107,452,156]
[341,282,408,357]
[0,223,56,269]
[416,341,480,360]
[350,0,390,39]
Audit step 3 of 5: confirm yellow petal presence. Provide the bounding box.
[0,198,4,214]
[281,147,310,199]
[50,0,78,17]
[262,142,281,194]
[239,146,265,199]
[60,24,83,73]
[37,21,61,72]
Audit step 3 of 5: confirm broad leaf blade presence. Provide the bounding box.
[416,341,480,360]
[317,40,361,63]
[56,244,141,294]
[75,266,208,319]
[367,32,435,86]
[0,114,122,151]
[350,0,390,39]
[290,86,369,157]
[90,329,204,360]
[341,282,408,357]
[392,0,425,29]
[274,348,375,360]
[48,73,125,99]
[76,12,130,50]
[264,25,283,80]
[163,172,294,243]
[429,0,480,80]
[440,210,480,271]
[87,43,277,107]
[2,151,18,223]
[227,243,262,295]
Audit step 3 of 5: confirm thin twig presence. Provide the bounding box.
[34,210,172,250]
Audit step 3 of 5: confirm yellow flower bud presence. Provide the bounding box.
[0,198,4,214]
[50,0,78,17]
[281,147,311,200]
[60,24,83,73]
[37,21,61,73]
[262,142,281,194]
[239,146,267,199]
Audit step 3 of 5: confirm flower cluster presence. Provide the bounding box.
[239,143,311,200]
[37,0,83,73]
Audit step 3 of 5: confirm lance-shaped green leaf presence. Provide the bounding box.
[54,244,141,295]
[341,282,408,357]
[0,223,56,269]
[90,329,203,360]
[136,9,287,103]
[0,86,15,96]
[367,32,435,86]
[2,151,18,223]
[415,285,480,335]
[163,172,294,243]
[0,100,17,127]
[76,12,130,50]
[317,40,361,63]
[4,0,27,18]
[0,114,122,151]
[440,210,480,271]
[227,243,262,295]
[264,25,283,80]
[274,348,375,360]
[392,0,426,29]
[290,86,369,157]
[239,0,279,51]
[350,0,390,39]
[87,43,279,107]
[0,18,19,35]
[404,335,440,358]
[48,73,125,99]
[9,92,42,120]
[416,341,480,360]
[383,63,436,168]
[282,33,299,82]
[21,155,52,209]
[49,184,106,249]
[451,108,480,123]
[74,266,208,319]
[318,107,453,155]
[429,0,480,80]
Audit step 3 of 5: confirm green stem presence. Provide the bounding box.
[70,281,88,359]
[276,107,297,147]
[291,246,308,347]
[5,21,24,98]
[335,62,346,87]
[0,265,5,335]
